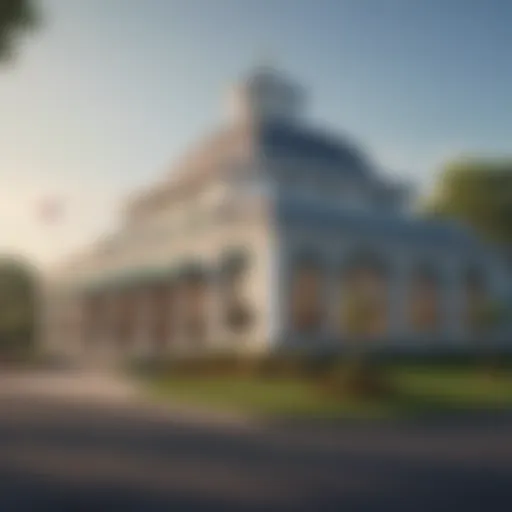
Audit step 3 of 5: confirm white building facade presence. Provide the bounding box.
[41,67,511,361]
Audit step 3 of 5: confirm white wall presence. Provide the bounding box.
[275,222,500,349]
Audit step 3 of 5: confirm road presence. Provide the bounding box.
[0,371,512,511]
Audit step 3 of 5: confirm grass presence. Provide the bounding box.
[143,364,512,420]
[148,375,393,419]
[389,365,512,412]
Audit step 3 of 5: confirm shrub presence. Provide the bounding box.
[321,357,393,400]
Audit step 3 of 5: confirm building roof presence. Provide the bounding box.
[125,67,375,220]
[276,197,481,249]
[258,120,370,177]
[127,120,372,220]
[125,124,253,220]
[80,253,245,293]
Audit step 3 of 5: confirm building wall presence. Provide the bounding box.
[274,220,508,351]
[41,195,276,359]
[42,197,511,360]
[162,209,274,353]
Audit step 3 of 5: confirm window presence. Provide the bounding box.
[408,265,441,334]
[289,257,324,333]
[340,252,389,338]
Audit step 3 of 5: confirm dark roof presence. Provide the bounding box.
[258,121,369,176]
[276,198,482,249]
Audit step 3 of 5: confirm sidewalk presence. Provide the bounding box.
[0,369,140,404]
[0,368,259,431]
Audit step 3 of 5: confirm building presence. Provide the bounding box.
[41,66,511,362]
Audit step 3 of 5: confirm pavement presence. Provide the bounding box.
[0,369,512,511]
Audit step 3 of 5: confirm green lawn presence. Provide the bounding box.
[144,365,512,420]
[390,366,512,412]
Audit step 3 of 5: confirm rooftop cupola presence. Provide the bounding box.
[226,64,306,126]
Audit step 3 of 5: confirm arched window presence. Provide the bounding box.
[340,250,389,339]
[289,252,324,334]
[409,264,441,333]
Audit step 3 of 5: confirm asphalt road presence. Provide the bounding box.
[1,373,512,511]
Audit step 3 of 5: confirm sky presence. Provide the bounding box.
[1,0,511,268]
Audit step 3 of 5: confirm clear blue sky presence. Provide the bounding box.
[1,0,511,266]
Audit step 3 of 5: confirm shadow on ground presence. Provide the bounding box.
[1,391,512,511]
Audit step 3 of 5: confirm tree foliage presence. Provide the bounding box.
[0,0,38,63]
[423,157,512,244]
[0,256,39,354]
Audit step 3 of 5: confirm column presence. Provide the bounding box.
[323,258,340,344]
[486,264,506,346]
[171,279,188,355]
[388,253,410,345]
[76,295,88,357]
[134,287,152,358]
[206,267,223,351]
[442,259,465,344]
[154,284,170,358]
[166,281,182,355]
[94,293,109,359]
[66,294,83,360]
[267,241,289,348]
[267,239,282,348]
[84,294,101,357]
[105,291,121,359]
[164,281,176,354]
[92,292,107,361]
[81,294,96,361]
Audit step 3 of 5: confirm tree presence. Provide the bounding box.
[0,256,39,356]
[423,157,512,245]
[0,0,39,63]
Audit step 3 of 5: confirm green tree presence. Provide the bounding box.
[0,0,39,63]
[423,157,512,244]
[0,256,39,356]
